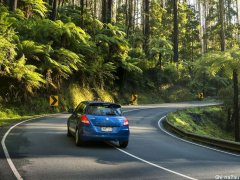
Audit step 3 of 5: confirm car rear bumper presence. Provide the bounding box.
[80,134,129,142]
[79,125,130,142]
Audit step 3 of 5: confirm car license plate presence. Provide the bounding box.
[101,127,112,132]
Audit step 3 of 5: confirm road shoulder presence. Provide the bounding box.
[0,121,22,180]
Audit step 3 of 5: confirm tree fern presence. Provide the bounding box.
[197,50,240,78]
[54,48,83,71]
[120,57,143,73]
[19,0,47,18]
[9,55,46,94]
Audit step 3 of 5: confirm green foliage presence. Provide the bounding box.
[95,24,128,58]
[54,48,83,71]
[168,106,234,141]
[178,3,201,61]
[95,88,115,102]
[67,84,95,108]
[120,56,143,73]
[195,49,240,80]
[10,56,45,85]
[0,36,16,66]
[86,58,116,89]
[162,86,195,102]
[218,87,233,107]
[58,6,104,36]
[1,0,239,120]
[192,49,240,97]
[94,23,143,88]
[0,6,17,41]
[15,19,90,51]
[18,0,48,18]
[149,38,173,57]
[17,40,83,88]
[160,63,179,84]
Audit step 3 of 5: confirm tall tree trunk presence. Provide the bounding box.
[198,0,204,54]
[173,0,179,62]
[143,0,150,56]
[106,0,113,23]
[51,0,58,21]
[80,0,84,26]
[203,0,208,53]
[102,0,107,23]
[133,0,136,31]
[3,0,9,6]
[127,0,133,38]
[112,0,117,23]
[219,0,225,51]
[58,0,61,7]
[72,0,75,9]
[94,0,97,18]
[49,0,53,6]
[233,69,239,142]
[226,0,231,26]
[9,0,17,12]
[125,0,128,28]
[236,0,240,46]
[141,0,144,35]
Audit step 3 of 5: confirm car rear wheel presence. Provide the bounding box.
[75,129,83,146]
[119,141,128,148]
[67,125,71,137]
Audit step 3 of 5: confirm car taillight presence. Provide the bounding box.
[123,118,129,126]
[80,115,90,125]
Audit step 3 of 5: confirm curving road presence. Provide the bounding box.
[1,101,240,180]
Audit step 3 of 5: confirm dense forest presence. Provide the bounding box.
[0,0,239,141]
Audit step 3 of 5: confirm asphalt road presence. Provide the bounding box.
[1,101,240,180]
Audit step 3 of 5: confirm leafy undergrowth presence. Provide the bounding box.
[0,84,117,126]
[137,91,164,104]
[162,86,196,102]
[167,106,234,141]
[0,99,57,126]
[0,83,200,126]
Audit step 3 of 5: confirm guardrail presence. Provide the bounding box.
[164,117,240,153]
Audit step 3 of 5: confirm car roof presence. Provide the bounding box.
[83,101,121,107]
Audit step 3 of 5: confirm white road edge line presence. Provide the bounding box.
[112,145,197,180]
[2,107,239,180]
[114,109,198,180]
[1,114,59,180]
[1,109,138,180]
[158,116,240,157]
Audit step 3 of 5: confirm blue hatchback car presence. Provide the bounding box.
[67,101,130,148]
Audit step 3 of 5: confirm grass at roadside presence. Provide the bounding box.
[0,84,116,126]
[0,83,196,126]
[0,114,49,126]
[167,106,234,141]
[0,97,60,126]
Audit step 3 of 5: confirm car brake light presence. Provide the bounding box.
[123,118,129,126]
[81,115,90,125]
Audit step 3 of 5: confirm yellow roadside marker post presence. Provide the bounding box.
[50,95,59,106]
[131,94,138,105]
[197,92,204,101]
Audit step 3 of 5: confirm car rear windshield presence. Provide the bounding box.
[85,104,122,116]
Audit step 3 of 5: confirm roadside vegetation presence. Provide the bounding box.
[0,0,239,141]
[167,106,234,141]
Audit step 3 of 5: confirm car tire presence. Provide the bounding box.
[119,141,128,148]
[67,125,71,137]
[75,129,83,146]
